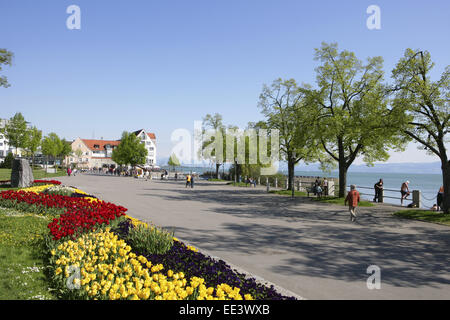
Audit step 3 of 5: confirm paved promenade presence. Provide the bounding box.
[58,174,450,299]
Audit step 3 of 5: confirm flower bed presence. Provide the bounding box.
[48,228,251,300]
[33,180,62,186]
[115,219,295,300]
[1,182,296,300]
[0,179,62,186]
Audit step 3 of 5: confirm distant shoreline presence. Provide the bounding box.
[158,165,442,177]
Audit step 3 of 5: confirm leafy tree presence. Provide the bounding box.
[168,153,180,171]
[392,49,449,213]
[201,113,226,178]
[225,122,278,183]
[112,131,148,167]
[41,133,62,172]
[27,126,42,168]
[0,49,13,88]
[73,148,83,166]
[258,78,321,191]
[59,139,73,167]
[2,112,29,156]
[310,42,408,197]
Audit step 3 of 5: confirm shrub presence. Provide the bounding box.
[0,152,14,169]
[126,224,174,255]
[44,186,76,197]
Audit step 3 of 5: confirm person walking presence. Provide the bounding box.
[67,167,72,177]
[144,169,149,181]
[437,186,444,211]
[400,181,410,206]
[373,179,383,202]
[345,185,360,222]
[186,174,191,188]
[190,174,195,188]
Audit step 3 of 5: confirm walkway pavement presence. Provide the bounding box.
[58,174,450,299]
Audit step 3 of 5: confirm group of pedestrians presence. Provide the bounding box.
[313,177,328,197]
[66,167,77,176]
[373,179,412,205]
[373,179,444,210]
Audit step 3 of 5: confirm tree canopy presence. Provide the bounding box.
[168,153,180,169]
[0,49,13,88]
[258,78,321,190]
[112,131,148,167]
[309,42,408,197]
[392,48,449,213]
[2,112,29,155]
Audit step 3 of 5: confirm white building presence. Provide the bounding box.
[66,130,157,169]
[132,129,157,167]
[0,118,26,161]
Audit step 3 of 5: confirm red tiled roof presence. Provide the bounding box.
[132,130,156,140]
[81,139,120,151]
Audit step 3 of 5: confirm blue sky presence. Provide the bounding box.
[0,0,449,163]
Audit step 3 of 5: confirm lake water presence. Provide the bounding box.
[294,170,442,208]
[160,165,443,208]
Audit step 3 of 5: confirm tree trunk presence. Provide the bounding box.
[215,163,221,179]
[338,161,348,198]
[288,158,295,191]
[442,160,450,214]
[338,139,347,198]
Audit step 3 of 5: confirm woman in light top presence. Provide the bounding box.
[400,181,410,206]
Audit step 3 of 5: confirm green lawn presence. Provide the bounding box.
[228,182,252,187]
[393,209,450,226]
[312,196,375,207]
[0,207,55,300]
[268,189,374,206]
[0,168,65,181]
[269,190,308,197]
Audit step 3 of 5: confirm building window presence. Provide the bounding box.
[94,145,100,149]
